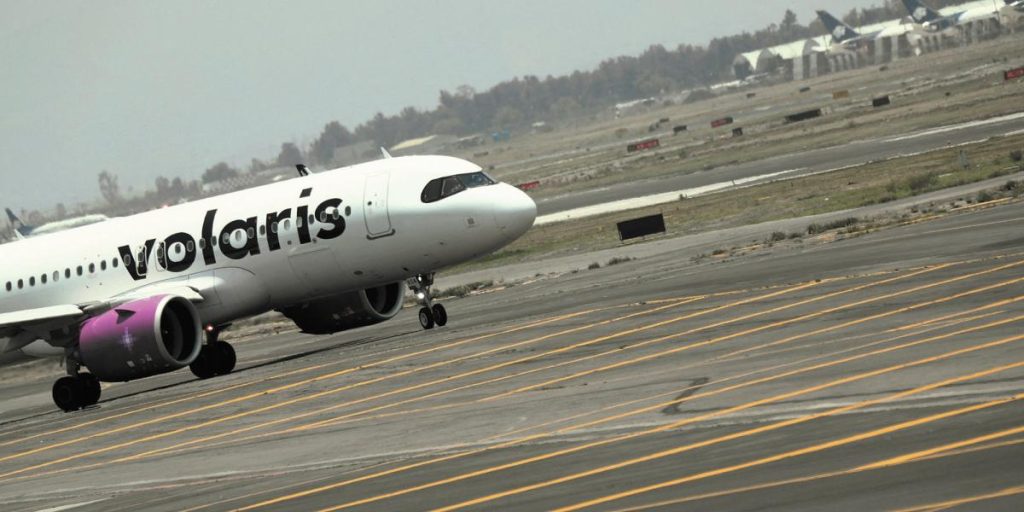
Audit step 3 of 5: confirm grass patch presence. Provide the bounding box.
[437,280,494,299]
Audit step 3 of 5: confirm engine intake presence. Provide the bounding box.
[280,282,405,334]
[79,295,203,382]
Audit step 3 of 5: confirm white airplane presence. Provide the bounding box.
[0,155,536,411]
[902,0,1000,35]
[6,208,110,239]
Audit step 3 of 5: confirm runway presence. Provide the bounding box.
[0,201,1022,511]
[537,111,1024,216]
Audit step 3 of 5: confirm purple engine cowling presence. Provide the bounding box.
[79,295,203,382]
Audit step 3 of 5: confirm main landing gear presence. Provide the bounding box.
[408,273,447,330]
[189,325,236,379]
[52,359,101,412]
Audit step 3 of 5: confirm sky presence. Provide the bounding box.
[0,0,885,211]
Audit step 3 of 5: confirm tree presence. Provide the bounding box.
[309,121,353,166]
[154,176,171,198]
[276,142,303,167]
[98,171,121,205]
[201,162,239,184]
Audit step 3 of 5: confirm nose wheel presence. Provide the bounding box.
[190,325,237,379]
[408,273,448,330]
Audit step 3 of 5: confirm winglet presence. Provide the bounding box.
[5,208,30,239]
[380,147,393,159]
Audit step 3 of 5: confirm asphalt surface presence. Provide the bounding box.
[0,198,1021,511]
[537,112,1024,215]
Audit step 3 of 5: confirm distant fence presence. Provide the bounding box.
[617,214,666,241]
[785,108,823,123]
[516,181,540,191]
[1005,67,1024,81]
[627,139,660,153]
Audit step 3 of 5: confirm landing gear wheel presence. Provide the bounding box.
[52,376,84,412]
[419,307,435,330]
[432,304,448,327]
[213,341,236,375]
[79,373,101,406]
[190,340,237,379]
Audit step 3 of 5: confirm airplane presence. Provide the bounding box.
[5,208,110,239]
[0,155,536,411]
[901,0,1001,35]
[815,10,883,53]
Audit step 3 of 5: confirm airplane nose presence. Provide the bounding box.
[493,185,537,239]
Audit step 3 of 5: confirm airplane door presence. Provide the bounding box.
[363,172,395,239]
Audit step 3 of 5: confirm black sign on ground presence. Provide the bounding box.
[799,86,812,93]
[785,108,823,123]
[732,127,744,137]
[617,214,666,241]
[872,95,891,107]
[673,125,688,135]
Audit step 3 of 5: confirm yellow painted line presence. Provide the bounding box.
[490,262,1024,399]
[888,484,1024,512]
[444,359,1024,512]
[0,307,602,472]
[858,424,1024,471]
[0,298,698,481]
[238,318,1024,512]
[123,304,1015,461]
[601,426,1024,512]
[125,266,945,464]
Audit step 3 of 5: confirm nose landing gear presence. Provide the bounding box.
[408,273,447,330]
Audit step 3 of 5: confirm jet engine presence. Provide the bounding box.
[78,295,203,382]
[279,282,405,334]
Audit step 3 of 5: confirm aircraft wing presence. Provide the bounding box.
[0,285,207,354]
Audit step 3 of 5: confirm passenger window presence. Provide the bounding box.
[4,282,10,292]
[18,279,23,289]
[77,266,83,276]
[100,260,107,271]
[308,214,315,225]
[53,271,59,282]
[88,263,95,274]
[65,269,71,279]
[199,238,206,250]
[29,277,35,287]
[259,225,266,236]
[186,241,195,253]
[41,274,47,284]
[271,222,278,234]
[283,219,292,231]
[297,216,304,228]
[112,258,119,268]
[246,227,255,239]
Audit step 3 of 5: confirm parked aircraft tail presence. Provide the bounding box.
[816,10,861,43]
[5,208,33,239]
[902,0,942,23]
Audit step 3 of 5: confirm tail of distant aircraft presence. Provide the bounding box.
[5,208,33,239]
[902,0,942,23]
[816,10,861,43]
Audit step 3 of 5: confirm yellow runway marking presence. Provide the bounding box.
[142,305,1008,462]
[600,429,1024,512]
[124,304,1016,462]
[553,395,1024,512]
[234,319,1024,511]
[490,263,1023,399]
[112,265,954,466]
[889,484,1024,512]
[441,360,1024,512]
[0,307,602,470]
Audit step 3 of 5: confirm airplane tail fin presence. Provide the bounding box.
[902,0,942,23]
[817,10,860,43]
[5,208,32,239]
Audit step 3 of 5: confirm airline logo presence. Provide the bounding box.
[914,6,929,20]
[832,25,848,40]
[118,190,346,281]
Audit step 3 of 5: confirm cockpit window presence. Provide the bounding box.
[421,172,496,203]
